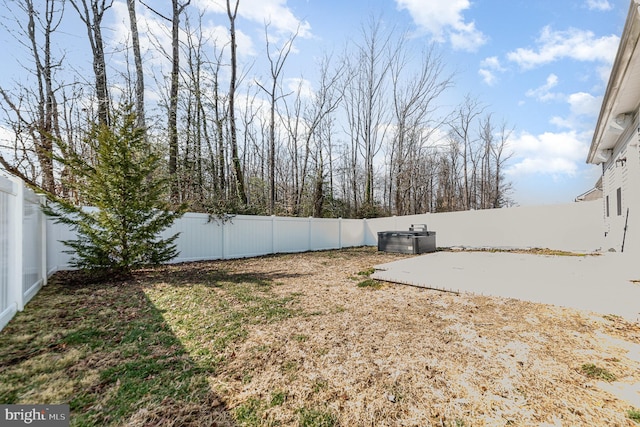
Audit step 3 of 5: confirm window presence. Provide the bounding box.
[606,195,610,217]
[617,187,622,216]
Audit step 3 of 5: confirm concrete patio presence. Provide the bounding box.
[373,251,640,322]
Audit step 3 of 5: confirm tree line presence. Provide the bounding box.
[0,0,514,219]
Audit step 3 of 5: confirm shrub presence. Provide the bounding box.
[44,105,186,277]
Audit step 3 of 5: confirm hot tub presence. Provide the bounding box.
[377,224,436,254]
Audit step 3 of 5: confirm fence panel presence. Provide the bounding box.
[22,188,45,304]
[0,176,14,330]
[310,218,340,250]
[363,217,397,246]
[225,215,274,258]
[0,175,47,331]
[46,218,75,274]
[340,219,365,247]
[167,213,223,263]
[272,217,310,253]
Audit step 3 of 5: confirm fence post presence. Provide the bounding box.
[221,219,227,260]
[8,176,24,311]
[271,215,276,254]
[363,218,368,246]
[39,195,47,286]
[308,217,312,251]
[338,218,342,249]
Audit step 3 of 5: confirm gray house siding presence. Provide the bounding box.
[600,114,639,252]
[587,1,640,254]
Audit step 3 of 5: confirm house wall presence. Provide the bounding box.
[601,116,640,253]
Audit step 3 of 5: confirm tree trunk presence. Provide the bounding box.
[227,0,248,205]
[313,149,324,218]
[126,0,145,131]
[29,0,59,193]
[139,0,189,203]
[168,0,182,202]
[70,0,111,127]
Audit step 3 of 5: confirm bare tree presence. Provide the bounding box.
[256,23,298,214]
[141,0,190,203]
[439,106,514,212]
[180,14,209,207]
[126,0,145,131]
[280,79,303,214]
[169,0,190,203]
[70,0,112,127]
[0,0,64,193]
[211,48,229,199]
[342,16,394,215]
[278,58,343,216]
[0,0,515,216]
[305,56,345,216]
[491,120,514,208]
[449,95,484,210]
[226,0,247,205]
[389,42,452,215]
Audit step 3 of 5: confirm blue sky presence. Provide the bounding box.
[0,0,631,206]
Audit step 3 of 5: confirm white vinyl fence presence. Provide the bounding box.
[365,200,603,253]
[0,175,47,332]
[47,213,367,271]
[45,200,605,271]
[2,172,605,332]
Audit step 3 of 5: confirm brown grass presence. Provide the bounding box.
[211,248,640,426]
[2,247,640,426]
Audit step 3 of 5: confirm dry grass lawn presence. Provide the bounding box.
[1,247,640,426]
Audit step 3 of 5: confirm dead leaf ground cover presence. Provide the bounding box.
[1,246,639,426]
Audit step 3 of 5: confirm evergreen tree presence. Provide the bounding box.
[44,105,186,276]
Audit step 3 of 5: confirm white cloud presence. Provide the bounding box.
[423,127,450,149]
[506,130,590,176]
[507,26,619,69]
[479,56,506,85]
[586,0,612,11]
[449,21,486,51]
[201,23,256,57]
[194,0,311,38]
[549,116,574,129]
[395,0,487,52]
[525,73,560,101]
[481,56,505,71]
[567,92,601,117]
[478,69,497,86]
[551,91,602,130]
